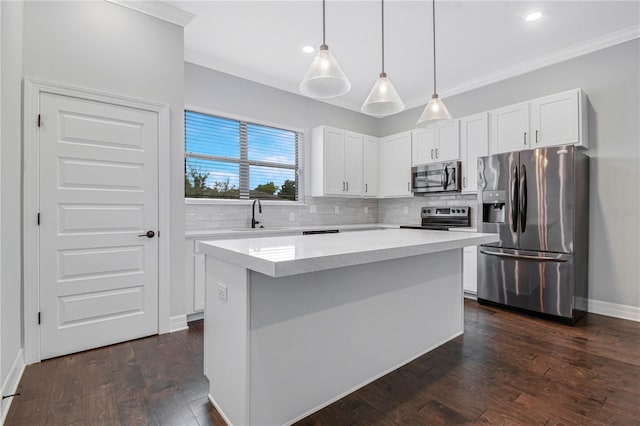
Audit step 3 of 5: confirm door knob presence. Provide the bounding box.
[138,230,155,238]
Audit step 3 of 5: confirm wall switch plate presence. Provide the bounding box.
[403,206,409,214]
[289,212,295,221]
[309,205,317,213]
[364,206,369,214]
[217,283,228,302]
[334,206,340,214]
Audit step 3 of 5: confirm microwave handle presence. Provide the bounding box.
[441,166,449,190]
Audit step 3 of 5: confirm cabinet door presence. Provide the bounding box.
[324,128,346,195]
[380,132,412,197]
[531,89,580,148]
[435,120,460,161]
[363,136,378,197]
[344,132,364,196]
[463,246,478,294]
[460,113,489,193]
[412,127,435,166]
[490,102,529,154]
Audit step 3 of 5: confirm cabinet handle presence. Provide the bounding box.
[407,182,410,192]
[463,177,466,188]
[435,148,439,159]
[523,132,527,145]
[346,181,349,192]
[365,183,368,193]
[342,181,345,191]
[535,130,539,144]
[430,149,434,160]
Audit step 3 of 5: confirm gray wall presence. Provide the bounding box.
[184,62,380,230]
[378,40,640,310]
[22,1,186,317]
[0,0,23,398]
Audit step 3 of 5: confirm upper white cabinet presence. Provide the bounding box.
[530,89,587,149]
[460,112,489,194]
[411,120,460,166]
[363,136,379,197]
[379,131,412,198]
[490,88,588,154]
[490,101,530,154]
[311,126,363,197]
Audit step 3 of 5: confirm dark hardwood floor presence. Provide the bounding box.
[6,300,640,425]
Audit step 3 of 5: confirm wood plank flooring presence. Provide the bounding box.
[6,301,640,425]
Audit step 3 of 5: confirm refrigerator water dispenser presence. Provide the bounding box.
[482,190,506,224]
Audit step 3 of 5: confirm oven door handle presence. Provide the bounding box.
[479,250,569,263]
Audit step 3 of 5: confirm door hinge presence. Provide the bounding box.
[37,212,40,226]
[37,114,41,127]
[38,312,41,325]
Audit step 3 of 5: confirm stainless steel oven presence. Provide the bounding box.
[412,161,461,194]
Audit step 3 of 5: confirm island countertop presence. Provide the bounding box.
[198,228,498,278]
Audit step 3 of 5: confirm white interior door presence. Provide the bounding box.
[38,92,159,360]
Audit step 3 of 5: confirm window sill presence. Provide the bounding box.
[185,198,306,207]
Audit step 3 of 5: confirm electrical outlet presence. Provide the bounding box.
[364,206,369,214]
[309,205,317,213]
[403,206,409,214]
[217,283,228,302]
[289,212,295,222]
[334,206,340,214]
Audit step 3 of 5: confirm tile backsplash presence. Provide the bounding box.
[185,193,478,232]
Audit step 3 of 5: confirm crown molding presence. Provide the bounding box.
[428,24,640,108]
[106,0,195,27]
[185,49,360,114]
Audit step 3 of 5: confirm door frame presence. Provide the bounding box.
[23,78,171,364]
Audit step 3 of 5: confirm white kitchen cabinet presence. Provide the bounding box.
[489,101,530,154]
[463,246,478,294]
[379,131,412,197]
[411,120,459,166]
[530,89,588,149]
[363,136,379,197]
[460,112,489,194]
[311,126,363,197]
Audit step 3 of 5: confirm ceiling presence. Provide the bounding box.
[169,1,640,115]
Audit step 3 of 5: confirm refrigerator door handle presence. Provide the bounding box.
[520,164,527,233]
[479,250,569,263]
[511,166,519,233]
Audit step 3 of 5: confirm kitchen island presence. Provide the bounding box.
[198,229,498,425]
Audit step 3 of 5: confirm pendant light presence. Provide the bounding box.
[417,0,451,126]
[299,0,351,98]
[361,0,404,116]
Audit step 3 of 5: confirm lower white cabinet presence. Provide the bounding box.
[463,246,478,294]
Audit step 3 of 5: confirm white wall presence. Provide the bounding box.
[378,40,640,310]
[1,0,23,398]
[22,1,186,318]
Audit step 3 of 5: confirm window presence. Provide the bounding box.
[184,111,299,201]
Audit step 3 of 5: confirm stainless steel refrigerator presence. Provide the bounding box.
[477,145,589,324]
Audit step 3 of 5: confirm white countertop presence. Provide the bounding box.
[185,223,398,239]
[198,229,498,278]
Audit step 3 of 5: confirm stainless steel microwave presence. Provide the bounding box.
[411,161,461,194]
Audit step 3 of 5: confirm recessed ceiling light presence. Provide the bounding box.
[302,45,315,54]
[525,11,542,22]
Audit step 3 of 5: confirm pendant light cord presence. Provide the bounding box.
[322,0,326,46]
[432,0,437,94]
[381,0,385,74]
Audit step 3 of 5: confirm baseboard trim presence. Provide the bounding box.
[1,349,26,424]
[587,299,640,323]
[463,291,477,301]
[208,394,233,426]
[169,314,189,333]
[187,311,204,323]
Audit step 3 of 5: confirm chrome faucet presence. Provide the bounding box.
[251,199,262,228]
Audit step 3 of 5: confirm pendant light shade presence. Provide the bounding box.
[417,94,451,126]
[417,0,451,127]
[299,0,351,98]
[362,0,404,116]
[362,73,404,116]
[300,45,351,98]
